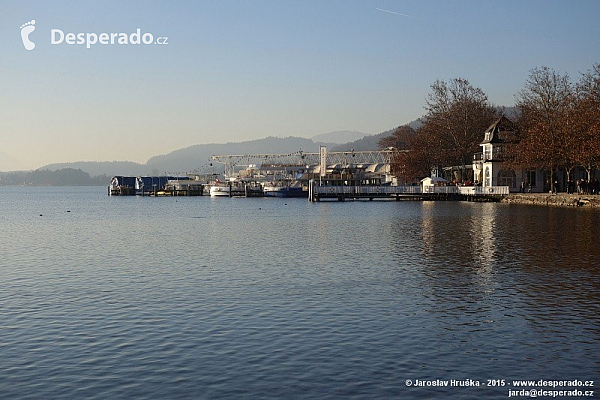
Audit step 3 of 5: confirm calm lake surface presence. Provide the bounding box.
[1,186,598,399]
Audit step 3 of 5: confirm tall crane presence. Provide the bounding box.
[211,149,396,177]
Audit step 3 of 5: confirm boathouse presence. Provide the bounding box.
[109,176,137,195]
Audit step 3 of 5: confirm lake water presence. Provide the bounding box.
[0,187,598,399]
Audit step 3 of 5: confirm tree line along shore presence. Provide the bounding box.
[379,63,600,194]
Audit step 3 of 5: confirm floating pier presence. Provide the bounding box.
[109,176,203,196]
[161,180,204,196]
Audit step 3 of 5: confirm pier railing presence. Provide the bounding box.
[314,185,422,196]
[423,186,458,194]
[457,186,510,196]
[309,181,510,201]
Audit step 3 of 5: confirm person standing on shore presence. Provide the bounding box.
[589,178,600,194]
[567,179,574,194]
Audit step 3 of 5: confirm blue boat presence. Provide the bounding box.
[263,181,306,197]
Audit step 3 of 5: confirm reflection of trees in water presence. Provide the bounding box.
[499,206,600,333]
[417,202,501,293]
[385,202,504,330]
[410,202,599,351]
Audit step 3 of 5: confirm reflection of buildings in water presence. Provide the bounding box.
[417,202,503,305]
[415,203,505,349]
[510,207,600,326]
[413,202,598,370]
[420,201,436,257]
[471,203,498,291]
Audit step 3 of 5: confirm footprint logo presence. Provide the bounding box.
[20,20,36,50]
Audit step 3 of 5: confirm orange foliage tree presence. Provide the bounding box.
[381,78,497,183]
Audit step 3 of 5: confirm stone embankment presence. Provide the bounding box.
[501,193,600,208]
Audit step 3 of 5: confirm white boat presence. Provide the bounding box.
[209,185,231,197]
[209,184,246,197]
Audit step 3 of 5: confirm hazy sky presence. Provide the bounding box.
[2,0,599,169]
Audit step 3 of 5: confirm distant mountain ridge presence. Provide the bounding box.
[38,119,422,178]
[41,136,336,177]
[332,119,423,151]
[145,136,335,174]
[310,130,370,144]
[38,161,150,177]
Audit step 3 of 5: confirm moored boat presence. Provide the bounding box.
[209,184,246,197]
[209,185,231,197]
[263,180,306,197]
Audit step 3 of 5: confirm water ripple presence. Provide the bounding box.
[0,189,598,398]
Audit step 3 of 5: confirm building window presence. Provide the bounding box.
[483,145,491,160]
[498,170,516,188]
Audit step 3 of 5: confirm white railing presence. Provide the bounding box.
[474,149,504,162]
[423,186,459,194]
[314,185,422,195]
[458,186,510,195]
[312,184,510,196]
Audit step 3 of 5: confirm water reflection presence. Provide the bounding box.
[471,203,496,277]
[394,201,600,379]
[417,202,502,299]
[2,188,599,398]
[420,201,436,255]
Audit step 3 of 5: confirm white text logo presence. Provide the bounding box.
[51,28,168,48]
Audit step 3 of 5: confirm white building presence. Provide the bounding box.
[472,116,600,193]
[472,116,546,193]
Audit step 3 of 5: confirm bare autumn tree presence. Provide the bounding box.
[420,78,498,181]
[514,67,575,192]
[574,63,600,180]
[379,125,419,182]
[379,79,496,183]
[379,125,416,150]
[395,132,440,183]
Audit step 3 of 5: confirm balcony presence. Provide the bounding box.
[473,148,504,163]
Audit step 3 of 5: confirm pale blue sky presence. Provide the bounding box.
[1,0,599,169]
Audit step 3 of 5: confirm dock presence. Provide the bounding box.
[308,181,509,202]
[109,176,205,196]
[108,148,511,202]
[109,175,509,202]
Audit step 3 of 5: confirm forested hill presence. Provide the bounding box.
[333,119,424,151]
[7,125,426,185]
[0,168,108,186]
[36,161,150,177]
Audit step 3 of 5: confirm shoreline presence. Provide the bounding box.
[500,193,600,208]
